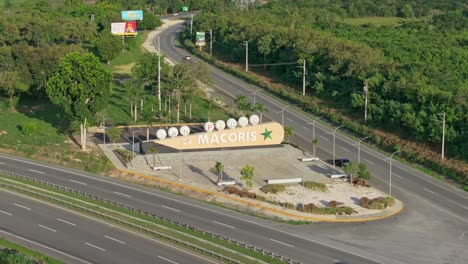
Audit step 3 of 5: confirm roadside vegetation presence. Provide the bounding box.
[0,238,63,264]
[180,0,468,190]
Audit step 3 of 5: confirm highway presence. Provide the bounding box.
[0,188,213,264]
[0,19,467,264]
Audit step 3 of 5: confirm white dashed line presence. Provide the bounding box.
[303,126,311,130]
[0,162,5,165]
[113,191,132,198]
[0,210,12,216]
[69,179,87,185]
[270,238,295,248]
[39,224,57,233]
[319,135,329,141]
[340,147,351,152]
[394,174,403,179]
[363,158,375,165]
[158,256,179,264]
[14,203,31,210]
[424,188,437,195]
[57,218,76,226]
[28,169,44,174]
[85,242,106,252]
[161,205,181,212]
[459,232,465,241]
[105,235,126,245]
[213,221,235,229]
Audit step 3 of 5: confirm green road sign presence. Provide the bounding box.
[182,6,188,12]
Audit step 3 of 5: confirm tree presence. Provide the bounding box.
[252,102,268,123]
[95,31,122,65]
[149,146,158,168]
[46,52,113,150]
[235,95,251,116]
[213,161,224,183]
[343,162,359,184]
[107,127,121,143]
[240,165,255,188]
[0,71,28,111]
[401,4,415,18]
[284,126,294,143]
[141,105,154,141]
[357,163,371,180]
[311,137,318,157]
[168,63,195,122]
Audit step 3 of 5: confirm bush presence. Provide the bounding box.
[361,196,395,209]
[107,127,121,143]
[261,184,286,194]
[353,178,370,187]
[360,197,370,208]
[20,121,37,136]
[279,202,296,209]
[311,207,354,215]
[115,149,133,164]
[464,185,468,192]
[223,186,239,194]
[303,181,328,192]
[382,197,395,207]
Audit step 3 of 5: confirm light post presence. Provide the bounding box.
[307,116,322,157]
[179,136,182,181]
[245,41,249,72]
[128,127,136,168]
[208,29,213,56]
[97,114,113,145]
[157,36,161,111]
[386,150,401,196]
[355,136,370,163]
[433,113,446,160]
[250,88,261,106]
[190,13,193,35]
[302,59,306,96]
[328,125,345,167]
[277,106,289,127]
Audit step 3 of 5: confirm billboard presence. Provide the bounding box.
[111,22,137,36]
[122,10,143,21]
[196,32,206,46]
[153,121,284,150]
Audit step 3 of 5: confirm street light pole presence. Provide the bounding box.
[209,29,213,56]
[302,59,306,96]
[388,150,400,196]
[279,106,289,127]
[245,41,249,72]
[307,116,322,157]
[190,13,193,35]
[364,82,368,123]
[329,125,345,167]
[158,36,161,111]
[356,136,370,163]
[128,127,135,168]
[250,88,261,107]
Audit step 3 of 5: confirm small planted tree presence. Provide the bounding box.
[149,146,158,168]
[240,165,255,188]
[284,126,294,143]
[252,103,268,123]
[107,127,121,143]
[311,138,318,157]
[343,162,359,184]
[357,163,371,180]
[235,95,251,116]
[213,161,224,183]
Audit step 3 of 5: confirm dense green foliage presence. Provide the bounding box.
[188,0,467,161]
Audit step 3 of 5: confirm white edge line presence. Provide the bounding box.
[158,256,179,264]
[38,224,57,233]
[0,210,12,216]
[213,221,235,229]
[319,135,329,141]
[57,218,76,226]
[113,191,132,198]
[14,203,31,210]
[341,147,351,152]
[0,188,218,264]
[270,238,295,248]
[363,158,375,165]
[28,169,45,174]
[394,174,403,179]
[459,232,465,241]
[0,161,5,164]
[105,235,126,244]
[424,188,437,195]
[161,205,181,212]
[85,242,106,252]
[0,229,92,264]
[69,179,87,186]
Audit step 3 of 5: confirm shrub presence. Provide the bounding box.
[327,200,338,208]
[256,195,267,202]
[280,202,296,209]
[303,181,328,192]
[360,197,370,208]
[361,196,395,209]
[20,121,37,136]
[302,203,318,212]
[223,186,239,194]
[353,178,370,187]
[464,185,468,192]
[311,207,354,215]
[115,149,133,164]
[107,127,121,143]
[382,197,395,207]
[261,184,286,194]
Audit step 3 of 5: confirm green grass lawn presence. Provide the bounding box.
[0,237,64,264]
[109,31,149,76]
[343,16,405,26]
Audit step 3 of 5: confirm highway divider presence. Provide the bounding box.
[0,170,300,264]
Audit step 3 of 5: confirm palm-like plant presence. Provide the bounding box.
[284,126,294,143]
[235,95,251,116]
[213,161,224,183]
[149,146,158,168]
[252,103,268,123]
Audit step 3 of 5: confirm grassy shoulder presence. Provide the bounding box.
[0,237,64,264]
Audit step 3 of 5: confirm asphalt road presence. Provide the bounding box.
[0,188,213,264]
[0,19,467,264]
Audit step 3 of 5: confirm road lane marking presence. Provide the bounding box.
[158,256,179,264]
[161,205,181,212]
[287,117,293,122]
[113,191,132,198]
[14,203,31,210]
[28,169,44,174]
[105,235,126,244]
[39,224,57,233]
[0,162,5,164]
[394,174,403,179]
[303,126,311,130]
[57,218,76,226]
[213,221,235,229]
[85,242,106,252]
[319,135,329,141]
[340,147,351,152]
[459,232,465,240]
[0,229,92,264]
[0,210,12,216]
[424,188,437,195]
[363,158,374,165]
[69,179,87,185]
[270,238,295,248]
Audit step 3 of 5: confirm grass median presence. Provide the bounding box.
[0,237,64,264]
[0,173,290,264]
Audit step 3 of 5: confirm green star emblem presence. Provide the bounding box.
[261,128,272,140]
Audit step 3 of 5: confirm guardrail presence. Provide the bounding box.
[0,169,301,264]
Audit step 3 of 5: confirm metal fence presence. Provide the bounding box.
[0,169,301,264]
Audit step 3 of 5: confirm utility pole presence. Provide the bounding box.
[329,126,345,167]
[302,59,306,96]
[190,13,193,35]
[157,36,161,111]
[209,29,213,56]
[364,82,369,123]
[245,41,249,72]
[433,113,446,159]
